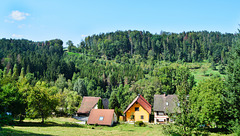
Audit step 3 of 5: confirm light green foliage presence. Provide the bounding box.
[12,64,19,80]
[55,74,67,92]
[0,83,25,118]
[26,81,59,123]
[73,78,87,96]
[224,31,240,130]
[190,78,225,128]
[62,88,81,115]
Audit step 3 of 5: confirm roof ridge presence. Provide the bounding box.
[139,95,152,107]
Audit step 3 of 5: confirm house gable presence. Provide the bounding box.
[124,94,152,122]
[125,102,150,122]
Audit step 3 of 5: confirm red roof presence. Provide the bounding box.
[123,94,152,114]
[87,109,115,126]
[77,97,101,114]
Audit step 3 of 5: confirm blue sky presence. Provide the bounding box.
[1,0,240,47]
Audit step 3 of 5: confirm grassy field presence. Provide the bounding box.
[0,117,231,136]
[169,61,226,83]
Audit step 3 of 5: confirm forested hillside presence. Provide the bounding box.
[0,31,234,107]
[0,38,75,80]
[1,30,240,134]
[70,30,234,64]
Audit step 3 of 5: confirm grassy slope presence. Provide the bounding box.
[169,61,226,83]
[1,117,231,136]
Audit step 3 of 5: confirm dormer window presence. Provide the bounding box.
[166,102,169,106]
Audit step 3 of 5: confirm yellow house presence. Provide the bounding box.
[124,94,152,122]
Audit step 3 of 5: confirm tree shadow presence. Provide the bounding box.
[0,128,53,136]
[14,121,85,128]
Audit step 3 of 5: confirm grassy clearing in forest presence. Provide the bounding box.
[169,61,226,83]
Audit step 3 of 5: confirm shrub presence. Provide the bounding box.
[135,121,146,127]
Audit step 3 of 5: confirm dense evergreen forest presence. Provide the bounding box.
[0,30,240,135]
[70,30,234,64]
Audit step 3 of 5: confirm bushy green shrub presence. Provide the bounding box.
[135,121,146,127]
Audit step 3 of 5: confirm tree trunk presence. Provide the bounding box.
[41,112,44,123]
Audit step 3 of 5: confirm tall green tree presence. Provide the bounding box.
[73,78,87,96]
[223,30,240,131]
[190,78,225,128]
[26,81,58,123]
[55,74,67,92]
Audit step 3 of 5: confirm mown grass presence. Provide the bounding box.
[0,117,232,136]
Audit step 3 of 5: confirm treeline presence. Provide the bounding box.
[69,30,234,64]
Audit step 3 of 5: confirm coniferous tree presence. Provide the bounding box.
[97,99,104,109]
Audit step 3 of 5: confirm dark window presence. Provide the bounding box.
[141,115,144,119]
[135,107,139,111]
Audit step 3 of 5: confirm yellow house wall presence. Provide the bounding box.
[125,102,149,122]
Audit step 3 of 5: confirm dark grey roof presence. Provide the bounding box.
[102,98,109,109]
[153,94,180,113]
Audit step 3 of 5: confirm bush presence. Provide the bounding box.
[232,121,240,136]
[135,121,146,127]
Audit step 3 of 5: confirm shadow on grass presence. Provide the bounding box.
[0,128,53,136]
[14,121,85,128]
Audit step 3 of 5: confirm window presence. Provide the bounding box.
[99,116,104,121]
[166,102,169,106]
[135,107,139,111]
[141,115,144,119]
[157,112,164,115]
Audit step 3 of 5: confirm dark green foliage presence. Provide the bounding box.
[134,121,146,127]
[109,91,119,109]
[77,30,233,63]
[0,112,13,130]
[0,38,75,81]
[218,64,225,74]
[97,99,103,109]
